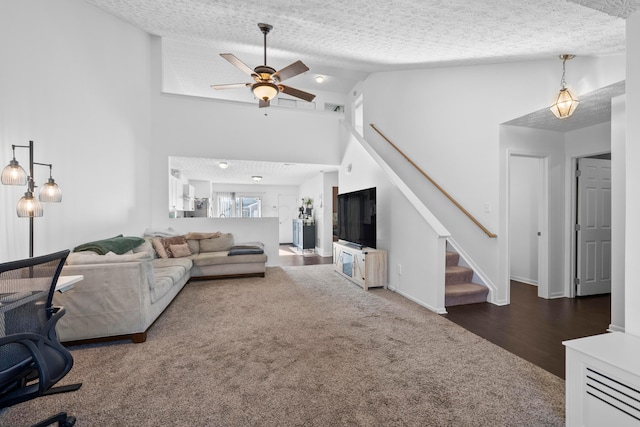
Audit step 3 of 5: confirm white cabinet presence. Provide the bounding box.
[333,241,387,290]
[183,184,195,211]
[169,176,183,211]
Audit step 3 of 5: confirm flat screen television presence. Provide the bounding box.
[337,187,376,248]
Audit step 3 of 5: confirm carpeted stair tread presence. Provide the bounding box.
[445,282,489,306]
[445,265,474,285]
[446,251,459,267]
[445,250,489,307]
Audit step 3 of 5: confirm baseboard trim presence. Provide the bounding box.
[388,285,447,314]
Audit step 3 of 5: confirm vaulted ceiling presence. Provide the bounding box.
[86,0,638,100]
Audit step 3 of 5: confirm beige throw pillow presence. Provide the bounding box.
[169,243,191,258]
[151,238,169,259]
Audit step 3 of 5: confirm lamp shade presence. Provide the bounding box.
[39,178,62,202]
[550,88,580,119]
[252,82,279,101]
[17,192,43,217]
[1,159,27,185]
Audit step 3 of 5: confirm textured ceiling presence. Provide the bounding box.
[170,157,336,186]
[85,0,639,100]
[504,80,625,131]
[86,0,637,169]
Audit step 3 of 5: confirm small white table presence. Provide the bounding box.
[56,275,83,293]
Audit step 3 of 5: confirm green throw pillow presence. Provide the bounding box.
[73,235,145,255]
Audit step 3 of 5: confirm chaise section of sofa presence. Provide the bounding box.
[54,240,191,343]
[183,232,267,279]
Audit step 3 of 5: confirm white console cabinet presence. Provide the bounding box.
[333,241,387,290]
[564,332,640,426]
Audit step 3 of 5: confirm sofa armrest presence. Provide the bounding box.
[53,261,155,341]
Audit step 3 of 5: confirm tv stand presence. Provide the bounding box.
[333,241,387,290]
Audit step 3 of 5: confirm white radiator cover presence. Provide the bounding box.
[565,332,640,426]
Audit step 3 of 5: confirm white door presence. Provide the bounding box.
[278,194,298,244]
[576,158,612,296]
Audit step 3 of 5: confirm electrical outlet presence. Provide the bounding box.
[483,203,491,213]
[397,264,402,275]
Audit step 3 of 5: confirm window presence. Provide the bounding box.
[215,192,261,218]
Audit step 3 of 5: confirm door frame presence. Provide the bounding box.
[507,151,550,299]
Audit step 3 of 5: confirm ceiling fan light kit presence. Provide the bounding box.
[211,23,316,108]
[550,54,579,119]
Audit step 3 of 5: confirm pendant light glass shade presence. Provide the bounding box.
[39,178,62,202]
[252,82,279,101]
[17,191,44,217]
[550,88,580,119]
[1,159,27,185]
[550,54,579,119]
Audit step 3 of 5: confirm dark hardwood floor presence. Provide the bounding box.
[278,244,333,266]
[443,281,611,379]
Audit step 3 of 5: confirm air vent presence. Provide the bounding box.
[277,97,316,110]
[585,367,640,421]
[325,103,344,113]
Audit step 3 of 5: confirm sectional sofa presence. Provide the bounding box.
[53,232,267,344]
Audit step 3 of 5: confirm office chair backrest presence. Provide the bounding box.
[0,250,69,372]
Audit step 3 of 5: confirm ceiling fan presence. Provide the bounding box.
[211,23,316,108]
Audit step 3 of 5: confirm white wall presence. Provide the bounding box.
[625,11,640,337]
[611,94,626,332]
[149,38,344,254]
[509,156,540,285]
[0,0,152,261]
[364,57,625,304]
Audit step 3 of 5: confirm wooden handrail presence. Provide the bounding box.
[370,124,497,238]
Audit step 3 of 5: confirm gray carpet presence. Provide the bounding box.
[1,265,565,426]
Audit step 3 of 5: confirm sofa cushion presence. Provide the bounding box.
[66,251,152,265]
[133,239,155,258]
[73,235,145,255]
[152,257,192,273]
[186,239,200,255]
[200,233,234,252]
[170,243,191,258]
[193,251,267,267]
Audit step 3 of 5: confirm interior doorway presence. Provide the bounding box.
[278,194,298,244]
[508,153,549,298]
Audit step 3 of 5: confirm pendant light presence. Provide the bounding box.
[550,54,579,119]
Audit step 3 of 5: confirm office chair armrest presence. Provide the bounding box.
[0,332,52,392]
[42,306,66,341]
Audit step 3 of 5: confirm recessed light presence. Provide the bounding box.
[252,175,262,181]
[219,161,228,169]
[315,75,324,84]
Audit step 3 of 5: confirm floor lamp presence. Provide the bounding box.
[1,140,62,257]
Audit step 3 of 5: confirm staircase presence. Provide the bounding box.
[445,251,489,307]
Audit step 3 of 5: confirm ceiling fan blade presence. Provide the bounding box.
[210,83,251,90]
[220,53,256,77]
[259,98,270,108]
[279,85,316,102]
[272,60,309,83]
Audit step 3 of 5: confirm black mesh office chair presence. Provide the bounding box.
[0,250,82,427]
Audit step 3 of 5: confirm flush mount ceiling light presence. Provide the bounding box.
[315,75,324,84]
[218,161,228,169]
[550,54,580,119]
[251,175,262,182]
